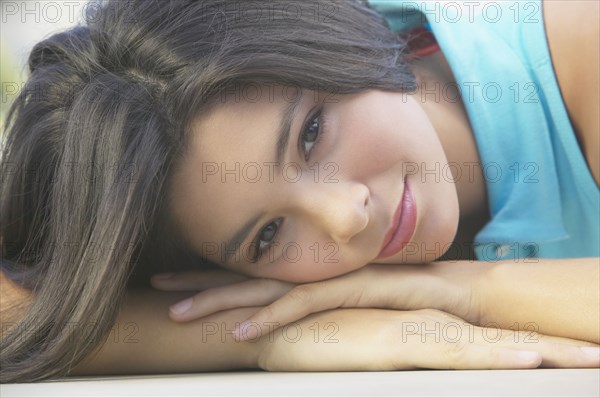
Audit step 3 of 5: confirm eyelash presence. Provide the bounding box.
[251,218,283,263]
[250,107,329,263]
[299,107,328,161]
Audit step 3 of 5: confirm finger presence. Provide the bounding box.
[538,345,600,368]
[396,314,599,370]
[424,344,544,370]
[169,279,294,322]
[395,332,542,370]
[237,283,349,340]
[151,269,249,291]
[458,326,600,369]
[494,332,600,368]
[423,344,600,369]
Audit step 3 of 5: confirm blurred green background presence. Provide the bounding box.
[1,0,89,137]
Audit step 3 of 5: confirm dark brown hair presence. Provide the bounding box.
[0,0,417,382]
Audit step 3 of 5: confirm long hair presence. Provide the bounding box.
[0,0,417,382]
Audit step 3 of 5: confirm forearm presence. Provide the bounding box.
[67,288,395,375]
[478,257,600,343]
[69,288,262,376]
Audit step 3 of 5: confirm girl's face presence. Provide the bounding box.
[170,86,459,282]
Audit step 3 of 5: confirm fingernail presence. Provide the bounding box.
[580,347,600,358]
[517,351,540,362]
[153,272,174,280]
[170,298,192,315]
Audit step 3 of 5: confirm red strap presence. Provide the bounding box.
[406,26,440,59]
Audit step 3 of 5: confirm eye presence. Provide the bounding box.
[252,218,282,262]
[300,108,325,161]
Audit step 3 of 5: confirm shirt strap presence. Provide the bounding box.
[405,25,440,59]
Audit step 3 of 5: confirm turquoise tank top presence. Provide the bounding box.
[368,0,600,261]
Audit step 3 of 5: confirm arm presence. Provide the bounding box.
[151,258,600,345]
[69,287,599,375]
[69,288,261,375]
[477,257,600,344]
[543,0,599,185]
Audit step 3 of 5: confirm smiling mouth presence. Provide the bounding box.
[376,176,417,259]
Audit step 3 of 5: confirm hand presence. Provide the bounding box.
[151,262,489,336]
[150,271,600,369]
[255,308,600,370]
[151,269,295,320]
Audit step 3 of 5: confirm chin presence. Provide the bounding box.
[427,188,461,260]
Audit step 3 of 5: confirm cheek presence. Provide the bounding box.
[330,108,401,178]
[331,94,440,179]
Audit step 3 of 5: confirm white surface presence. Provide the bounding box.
[2,369,599,397]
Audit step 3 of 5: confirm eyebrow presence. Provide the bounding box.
[223,91,304,264]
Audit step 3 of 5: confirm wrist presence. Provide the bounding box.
[464,260,502,326]
[430,260,497,324]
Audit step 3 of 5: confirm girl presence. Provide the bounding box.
[1,0,598,383]
[150,0,600,338]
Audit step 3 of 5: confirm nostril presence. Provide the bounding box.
[360,184,370,208]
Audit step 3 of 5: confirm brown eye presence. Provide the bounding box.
[300,110,321,160]
[260,222,277,241]
[252,219,282,262]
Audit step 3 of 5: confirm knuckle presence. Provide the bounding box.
[344,285,366,307]
[286,286,313,306]
[532,339,561,354]
[443,339,470,368]
[198,286,219,301]
[197,287,229,307]
[258,305,276,320]
[502,329,541,345]
[194,292,215,309]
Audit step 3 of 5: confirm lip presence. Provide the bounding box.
[376,177,417,259]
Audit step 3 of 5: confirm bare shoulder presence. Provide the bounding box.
[542,0,600,186]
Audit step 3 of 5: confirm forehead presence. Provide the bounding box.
[169,86,300,253]
[194,91,286,162]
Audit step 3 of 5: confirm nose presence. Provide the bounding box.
[298,181,370,244]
